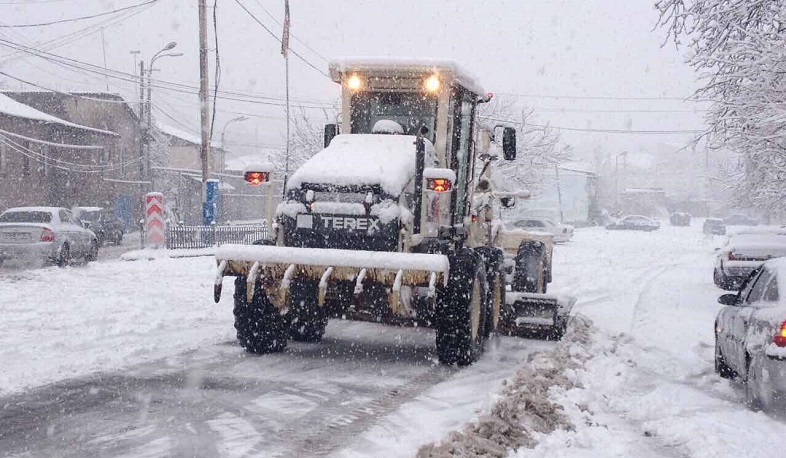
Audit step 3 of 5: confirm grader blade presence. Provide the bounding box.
[213,244,450,315]
[499,292,576,340]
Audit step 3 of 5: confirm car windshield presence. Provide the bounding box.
[0,211,52,223]
[78,211,101,222]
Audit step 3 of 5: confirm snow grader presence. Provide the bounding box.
[213,58,574,365]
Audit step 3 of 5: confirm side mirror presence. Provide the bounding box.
[324,123,338,148]
[82,221,91,229]
[502,127,516,161]
[499,196,515,208]
[718,293,739,306]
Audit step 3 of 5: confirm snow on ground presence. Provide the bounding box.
[4,222,786,457]
[417,223,786,457]
[0,257,234,396]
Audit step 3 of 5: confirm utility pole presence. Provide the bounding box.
[198,0,211,220]
[555,165,564,223]
[138,61,146,180]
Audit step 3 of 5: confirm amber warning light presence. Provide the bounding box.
[244,171,269,186]
[427,178,452,193]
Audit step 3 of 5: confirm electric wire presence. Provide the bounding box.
[479,115,705,135]
[0,0,158,28]
[233,0,331,79]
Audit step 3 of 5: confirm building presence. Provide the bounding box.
[0,91,145,227]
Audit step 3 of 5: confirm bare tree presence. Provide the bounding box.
[656,0,786,217]
[478,97,572,194]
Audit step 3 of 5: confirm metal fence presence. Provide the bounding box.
[165,224,270,249]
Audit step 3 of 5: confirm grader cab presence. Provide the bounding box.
[213,58,573,365]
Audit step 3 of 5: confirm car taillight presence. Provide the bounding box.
[40,228,55,242]
[774,321,786,347]
[728,252,737,261]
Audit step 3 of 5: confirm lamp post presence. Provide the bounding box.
[614,151,628,211]
[143,41,182,188]
[219,116,249,172]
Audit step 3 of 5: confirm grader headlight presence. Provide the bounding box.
[424,75,440,93]
[346,74,364,91]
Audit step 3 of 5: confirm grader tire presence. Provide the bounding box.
[289,279,328,343]
[233,276,289,354]
[436,249,489,366]
[475,246,506,337]
[512,240,546,293]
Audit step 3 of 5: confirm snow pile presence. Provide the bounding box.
[120,247,216,260]
[418,317,593,457]
[286,134,437,195]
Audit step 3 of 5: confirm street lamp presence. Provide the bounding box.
[143,42,182,186]
[614,151,628,211]
[219,116,249,172]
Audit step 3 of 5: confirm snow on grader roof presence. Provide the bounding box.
[286,133,437,195]
[328,57,485,95]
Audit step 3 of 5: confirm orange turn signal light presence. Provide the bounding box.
[427,178,452,193]
[244,171,269,186]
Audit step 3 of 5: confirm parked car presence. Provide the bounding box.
[670,212,691,226]
[703,218,727,235]
[715,260,786,410]
[605,215,660,232]
[513,217,574,243]
[725,214,759,226]
[0,207,98,267]
[74,207,124,246]
[714,233,786,290]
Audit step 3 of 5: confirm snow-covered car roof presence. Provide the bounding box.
[729,226,786,237]
[286,134,436,195]
[725,233,786,252]
[328,57,485,95]
[2,206,63,214]
[74,206,104,212]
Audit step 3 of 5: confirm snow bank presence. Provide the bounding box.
[418,317,592,457]
[286,134,437,196]
[0,257,235,395]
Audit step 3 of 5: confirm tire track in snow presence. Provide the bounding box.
[277,365,453,458]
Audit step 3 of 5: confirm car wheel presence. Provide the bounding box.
[86,241,99,263]
[714,336,735,379]
[56,244,70,268]
[745,357,762,410]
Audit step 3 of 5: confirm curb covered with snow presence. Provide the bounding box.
[120,247,216,261]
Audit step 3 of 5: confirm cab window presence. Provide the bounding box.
[350,92,437,143]
[449,88,476,223]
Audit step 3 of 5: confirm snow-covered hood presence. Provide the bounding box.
[286,134,436,196]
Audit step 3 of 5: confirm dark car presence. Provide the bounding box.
[670,212,692,226]
[606,215,660,232]
[715,260,786,410]
[704,218,727,235]
[725,214,759,226]
[74,207,124,246]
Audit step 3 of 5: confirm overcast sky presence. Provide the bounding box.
[0,0,706,166]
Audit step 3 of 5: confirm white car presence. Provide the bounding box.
[513,217,574,243]
[715,259,786,410]
[0,207,99,267]
[714,232,786,290]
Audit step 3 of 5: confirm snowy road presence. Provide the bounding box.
[2,224,786,457]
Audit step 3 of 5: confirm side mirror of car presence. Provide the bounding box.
[82,221,91,229]
[499,196,515,208]
[718,293,739,306]
[324,123,338,148]
[502,127,516,161]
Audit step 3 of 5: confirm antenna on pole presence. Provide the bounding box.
[281,0,291,196]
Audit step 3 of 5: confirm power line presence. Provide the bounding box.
[0,0,158,28]
[479,115,705,135]
[0,2,158,63]
[233,0,330,79]
[0,37,337,109]
[497,91,693,102]
[250,0,327,63]
[534,107,709,114]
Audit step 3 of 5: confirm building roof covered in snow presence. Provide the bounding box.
[0,92,117,136]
